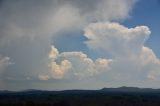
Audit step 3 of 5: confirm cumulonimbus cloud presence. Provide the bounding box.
[0,0,136,83]
[84,22,160,81]
[46,22,160,82]
[48,46,112,79]
[0,0,136,46]
[84,22,151,57]
[4,0,160,90]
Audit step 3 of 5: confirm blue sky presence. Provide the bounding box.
[124,0,160,58]
[0,0,160,90]
[53,0,160,59]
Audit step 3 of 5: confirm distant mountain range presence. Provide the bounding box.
[1,86,160,94]
[1,87,160,106]
[100,86,160,92]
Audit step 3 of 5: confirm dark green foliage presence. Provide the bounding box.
[1,90,160,106]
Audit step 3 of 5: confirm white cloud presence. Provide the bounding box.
[0,1,84,46]
[38,74,50,81]
[84,22,160,81]
[87,0,136,22]
[0,0,136,46]
[140,47,160,65]
[48,46,112,79]
[0,55,12,74]
[49,60,72,79]
[49,46,59,61]
[1,0,160,90]
[0,0,135,84]
[84,22,151,57]
[148,68,160,81]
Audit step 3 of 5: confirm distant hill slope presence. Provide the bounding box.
[100,86,160,92]
[1,86,160,94]
[1,87,160,106]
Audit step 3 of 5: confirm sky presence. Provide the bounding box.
[0,0,160,91]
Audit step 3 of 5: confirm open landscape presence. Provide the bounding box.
[1,87,160,106]
[0,0,160,105]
